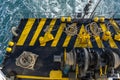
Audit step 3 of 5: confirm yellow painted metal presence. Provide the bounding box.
[104,65,107,75]
[64,48,67,63]
[100,23,118,48]
[16,75,50,79]
[100,17,105,22]
[100,66,103,76]
[94,36,104,48]
[29,18,46,46]
[109,19,120,41]
[63,36,71,47]
[99,23,107,32]
[49,70,68,80]
[102,31,111,41]
[67,16,71,22]
[74,25,92,48]
[8,41,14,47]
[109,19,120,34]
[76,64,79,78]
[61,16,65,22]
[6,47,12,53]
[99,65,107,76]
[49,70,62,79]
[39,33,54,45]
[40,19,57,46]
[16,70,69,80]
[109,39,118,48]
[93,17,99,22]
[51,23,66,47]
[17,18,36,46]
[114,34,120,41]
[63,23,77,47]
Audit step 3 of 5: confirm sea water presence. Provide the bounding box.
[0,0,120,64]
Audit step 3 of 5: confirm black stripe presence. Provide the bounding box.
[46,19,61,46]
[97,23,106,48]
[14,19,28,42]
[34,19,52,46]
[18,19,28,31]
[24,19,40,46]
[56,23,74,48]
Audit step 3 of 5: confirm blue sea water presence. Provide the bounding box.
[0,0,120,64]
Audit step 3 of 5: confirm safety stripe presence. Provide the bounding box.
[99,23,107,32]
[100,23,118,48]
[51,23,66,47]
[29,18,46,46]
[63,23,77,47]
[74,25,92,48]
[109,19,120,34]
[16,75,69,80]
[16,18,36,46]
[109,39,118,48]
[74,25,83,47]
[63,36,71,47]
[94,36,104,48]
[40,19,57,46]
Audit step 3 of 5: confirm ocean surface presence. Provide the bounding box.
[0,0,120,64]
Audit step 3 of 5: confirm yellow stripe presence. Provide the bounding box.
[17,18,36,46]
[109,19,120,34]
[16,75,69,80]
[99,23,108,32]
[63,36,71,47]
[109,38,118,48]
[74,25,92,48]
[51,23,66,47]
[17,75,50,79]
[40,19,57,46]
[29,18,46,46]
[100,23,118,48]
[63,23,77,47]
[94,36,104,48]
